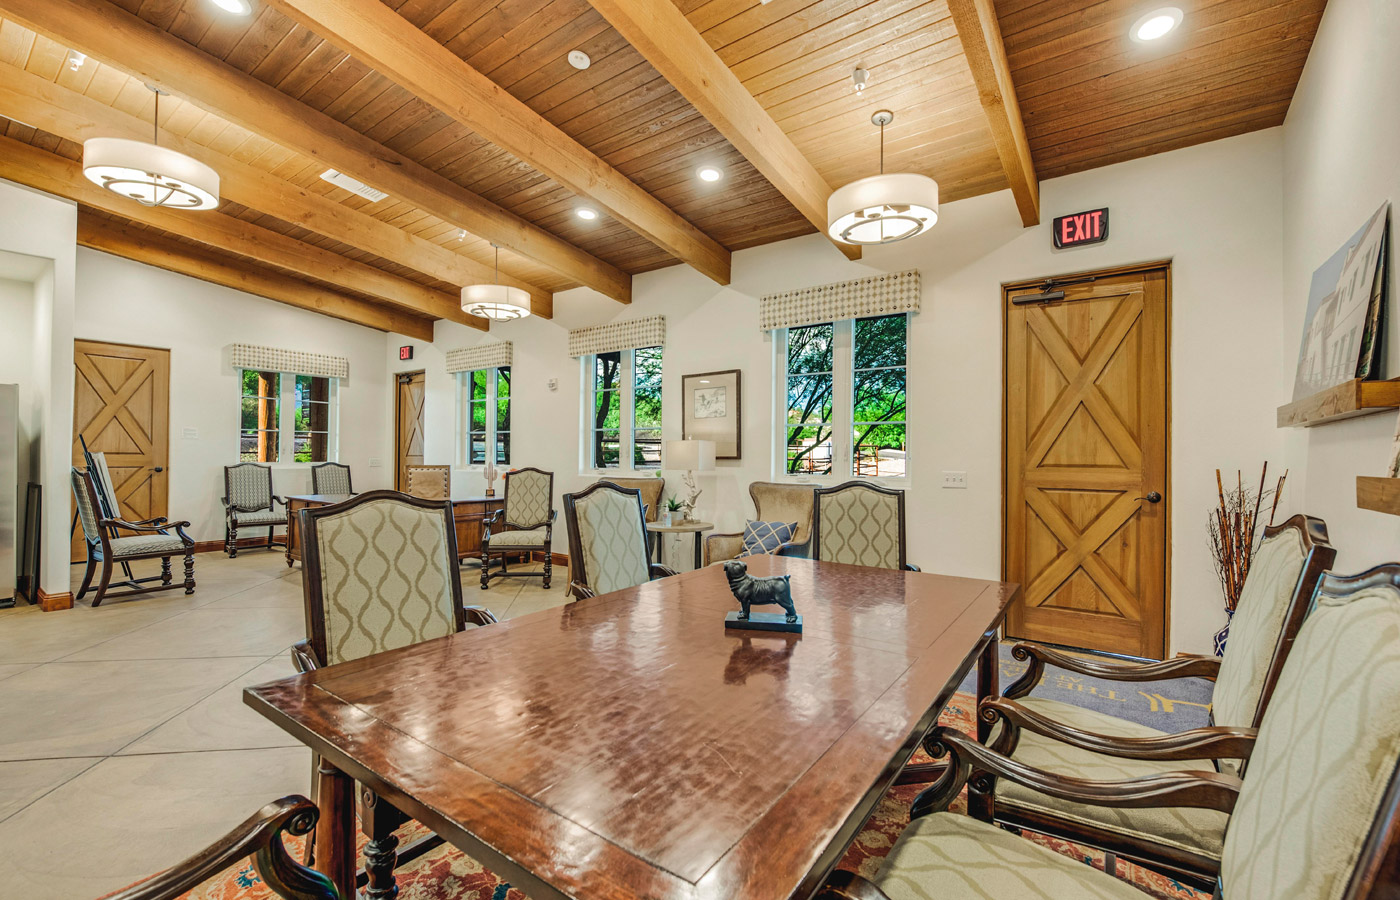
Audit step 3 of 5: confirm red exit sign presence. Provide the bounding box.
[1053,208,1109,249]
[399,346,414,361]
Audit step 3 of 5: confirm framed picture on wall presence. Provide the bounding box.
[682,369,741,459]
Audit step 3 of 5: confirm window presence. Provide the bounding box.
[458,366,510,466]
[778,314,907,479]
[238,369,338,463]
[584,346,662,470]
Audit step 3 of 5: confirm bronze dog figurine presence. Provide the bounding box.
[722,559,797,624]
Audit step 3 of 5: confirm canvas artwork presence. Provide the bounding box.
[694,387,727,419]
[682,370,742,459]
[1292,202,1391,401]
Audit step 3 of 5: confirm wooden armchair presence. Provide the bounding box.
[812,481,919,571]
[293,490,497,897]
[969,514,1334,889]
[404,464,450,500]
[822,562,1400,900]
[562,481,677,600]
[481,466,555,590]
[310,462,353,495]
[222,462,286,557]
[71,467,195,607]
[704,481,816,565]
[99,796,337,900]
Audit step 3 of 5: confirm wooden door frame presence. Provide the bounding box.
[1000,259,1173,660]
[394,370,426,492]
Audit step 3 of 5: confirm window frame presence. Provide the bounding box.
[579,346,663,473]
[771,314,910,484]
[455,365,511,468]
[237,368,340,465]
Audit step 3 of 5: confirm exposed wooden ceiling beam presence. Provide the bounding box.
[0,133,488,331]
[78,212,435,340]
[263,0,733,286]
[947,0,1040,227]
[586,0,861,263]
[0,0,630,302]
[0,60,551,319]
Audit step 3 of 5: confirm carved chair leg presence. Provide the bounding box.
[227,519,238,558]
[543,551,552,589]
[93,558,114,607]
[161,556,173,585]
[183,551,195,594]
[76,554,96,601]
[480,550,490,590]
[360,787,408,900]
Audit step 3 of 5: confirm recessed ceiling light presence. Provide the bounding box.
[209,0,253,13]
[696,165,724,183]
[568,50,591,70]
[576,207,599,221]
[1130,7,1183,42]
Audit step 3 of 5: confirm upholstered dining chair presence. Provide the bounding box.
[294,490,498,896]
[310,461,353,496]
[98,796,338,900]
[811,480,917,571]
[72,467,196,607]
[598,476,665,522]
[705,481,816,565]
[222,462,287,557]
[968,514,1335,890]
[822,561,1400,900]
[404,464,450,500]
[562,481,677,600]
[481,467,556,590]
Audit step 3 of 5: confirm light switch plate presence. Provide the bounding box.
[942,471,967,489]
[369,457,383,468]
[181,427,198,439]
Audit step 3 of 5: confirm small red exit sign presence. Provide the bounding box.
[399,346,414,361]
[1053,208,1109,249]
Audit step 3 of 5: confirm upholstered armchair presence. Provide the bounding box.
[404,464,450,500]
[704,481,816,566]
[562,481,677,600]
[72,467,195,607]
[222,462,286,557]
[820,561,1400,900]
[812,481,918,571]
[310,461,353,495]
[481,467,556,590]
[968,514,1334,889]
[599,476,665,523]
[292,490,497,894]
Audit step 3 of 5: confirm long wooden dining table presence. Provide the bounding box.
[245,555,1018,900]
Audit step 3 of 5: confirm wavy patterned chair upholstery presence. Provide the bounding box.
[599,476,665,523]
[222,462,286,557]
[821,561,1400,900]
[481,467,556,590]
[310,462,353,496]
[562,481,677,600]
[811,481,917,571]
[704,481,816,565]
[971,515,1335,890]
[72,467,195,607]
[294,490,497,896]
[404,464,450,500]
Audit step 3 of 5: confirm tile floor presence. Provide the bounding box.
[0,550,565,899]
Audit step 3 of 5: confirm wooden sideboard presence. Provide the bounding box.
[284,494,506,566]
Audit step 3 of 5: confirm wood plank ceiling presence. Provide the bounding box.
[0,0,1325,333]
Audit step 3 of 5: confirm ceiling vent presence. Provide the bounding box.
[319,169,388,202]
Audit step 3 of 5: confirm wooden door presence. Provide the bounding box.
[395,371,426,491]
[1003,265,1169,658]
[72,340,170,563]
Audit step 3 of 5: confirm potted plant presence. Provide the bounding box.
[662,495,684,527]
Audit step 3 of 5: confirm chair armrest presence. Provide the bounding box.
[775,539,811,559]
[911,725,1242,821]
[704,533,744,566]
[650,563,679,580]
[1004,641,1222,699]
[124,515,169,527]
[220,496,231,510]
[463,605,498,627]
[271,495,286,508]
[102,518,194,540]
[980,696,1257,762]
[815,871,893,900]
[904,563,921,572]
[290,641,319,674]
[568,582,597,601]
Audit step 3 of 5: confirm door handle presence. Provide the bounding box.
[1135,491,1162,503]
[152,466,164,473]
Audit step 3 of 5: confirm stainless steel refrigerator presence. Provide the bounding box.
[0,384,17,605]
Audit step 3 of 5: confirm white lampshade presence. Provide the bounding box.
[665,439,715,471]
[461,283,531,320]
[827,172,938,245]
[82,137,220,210]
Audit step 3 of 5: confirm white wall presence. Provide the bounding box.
[0,277,36,539]
[1279,0,1400,572]
[430,128,1286,654]
[74,248,395,544]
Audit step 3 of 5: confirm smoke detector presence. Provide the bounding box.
[318,169,388,202]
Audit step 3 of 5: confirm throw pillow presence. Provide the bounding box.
[739,520,798,557]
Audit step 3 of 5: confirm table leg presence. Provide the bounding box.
[968,633,999,821]
[361,787,408,900]
[314,758,356,900]
[693,532,703,570]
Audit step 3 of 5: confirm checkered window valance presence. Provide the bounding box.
[446,341,513,374]
[759,270,921,331]
[568,315,666,358]
[230,343,348,379]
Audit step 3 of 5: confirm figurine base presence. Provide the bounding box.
[725,611,803,633]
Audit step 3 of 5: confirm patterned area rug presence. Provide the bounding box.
[154,692,1207,900]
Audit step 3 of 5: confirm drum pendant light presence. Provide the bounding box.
[827,110,938,245]
[462,244,531,321]
[82,86,220,210]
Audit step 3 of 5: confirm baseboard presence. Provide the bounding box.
[531,551,568,566]
[37,587,73,612]
[192,537,287,554]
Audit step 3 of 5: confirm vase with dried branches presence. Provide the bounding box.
[1208,463,1287,656]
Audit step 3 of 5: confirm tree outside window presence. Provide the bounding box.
[240,370,279,462]
[463,366,510,466]
[853,315,907,477]
[294,375,331,463]
[587,347,662,470]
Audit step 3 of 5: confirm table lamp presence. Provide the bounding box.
[665,439,715,522]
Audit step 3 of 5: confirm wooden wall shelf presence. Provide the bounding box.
[1357,476,1400,516]
[1277,379,1400,428]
